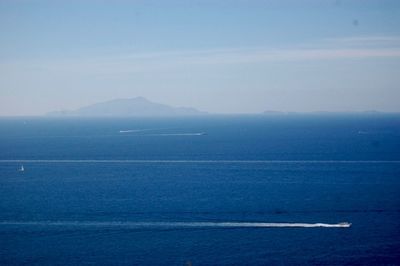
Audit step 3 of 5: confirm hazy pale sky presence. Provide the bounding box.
[1,0,400,115]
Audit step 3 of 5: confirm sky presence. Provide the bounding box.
[1,0,400,115]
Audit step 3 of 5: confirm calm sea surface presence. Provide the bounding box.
[0,115,399,265]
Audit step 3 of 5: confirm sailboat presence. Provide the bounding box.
[18,165,24,172]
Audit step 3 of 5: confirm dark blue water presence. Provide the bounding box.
[0,115,399,265]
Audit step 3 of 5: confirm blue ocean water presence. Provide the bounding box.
[0,115,399,265]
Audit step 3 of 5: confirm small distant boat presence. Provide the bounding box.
[338,222,351,227]
[18,165,24,172]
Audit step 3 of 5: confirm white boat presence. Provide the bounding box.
[18,165,24,172]
[338,222,351,227]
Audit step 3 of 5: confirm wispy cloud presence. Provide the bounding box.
[2,35,400,76]
[320,35,400,48]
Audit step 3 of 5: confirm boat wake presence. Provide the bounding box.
[0,221,351,228]
[147,133,206,136]
[0,160,398,164]
[119,129,157,133]
[118,129,206,136]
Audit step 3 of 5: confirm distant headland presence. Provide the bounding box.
[44,97,397,117]
[47,97,207,117]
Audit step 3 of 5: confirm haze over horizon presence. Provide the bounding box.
[1,0,400,116]
[44,96,400,116]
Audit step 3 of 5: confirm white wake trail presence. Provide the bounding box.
[0,160,399,164]
[119,129,159,133]
[0,221,351,228]
[147,132,206,136]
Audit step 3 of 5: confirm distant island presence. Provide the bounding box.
[262,110,388,116]
[45,97,393,117]
[47,97,207,117]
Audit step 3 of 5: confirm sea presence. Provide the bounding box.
[0,114,399,265]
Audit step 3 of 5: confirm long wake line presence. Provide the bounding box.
[0,159,399,164]
[0,221,351,228]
